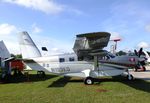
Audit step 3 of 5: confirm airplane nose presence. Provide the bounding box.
[144,57,148,60]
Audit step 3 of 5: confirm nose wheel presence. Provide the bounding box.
[126,69,134,80]
[127,74,134,80]
[84,77,94,85]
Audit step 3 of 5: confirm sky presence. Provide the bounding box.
[0,0,150,55]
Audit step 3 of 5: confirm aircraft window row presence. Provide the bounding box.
[43,63,50,67]
[47,64,49,67]
[43,63,45,67]
[69,57,75,61]
[59,58,65,62]
[59,57,75,62]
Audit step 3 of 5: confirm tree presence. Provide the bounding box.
[15,54,22,59]
[11,54,22,59]
[10,54,15,57]
[116,51,127,56]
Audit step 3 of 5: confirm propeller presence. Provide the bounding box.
[134,50,138,56]
[138,48,143,57]
[134,48,146,71]
[134,48,143,57]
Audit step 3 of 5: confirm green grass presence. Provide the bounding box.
[0,71,150,103]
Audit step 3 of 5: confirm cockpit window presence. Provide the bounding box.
[107,53,115,58]
[59,58,65,62]
[109,54,115,58]
[128,53,136,56]
[69,57,75,61]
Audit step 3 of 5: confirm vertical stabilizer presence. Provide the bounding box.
[0,40,10,59]
[19,31,42,59]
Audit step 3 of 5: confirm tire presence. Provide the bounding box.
[143,67,146,71]
[127,74,134,81]
[37,71,45,78]
[84,77,94,85]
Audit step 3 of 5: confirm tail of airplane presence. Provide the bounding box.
[0,40,11,67]
[18,31,42,59]
[0,40,11,59]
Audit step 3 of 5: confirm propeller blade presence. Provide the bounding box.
[138,48,143,57]
[134,50,138,56]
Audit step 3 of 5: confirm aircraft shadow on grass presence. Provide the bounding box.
[1,71,150,93]
[48,76,71,87]
[120,78,150,93]
[97,76,150,93]
[48,75,150,93]
[0,74,58,83]
[94,76,150,93]
[0,60,59,83]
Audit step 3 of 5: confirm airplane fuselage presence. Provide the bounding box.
[24,53,129,78]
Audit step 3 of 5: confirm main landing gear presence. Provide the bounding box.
[37,71,45,77]
[84,77,94,85]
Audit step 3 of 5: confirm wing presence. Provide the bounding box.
[73,32,111,58]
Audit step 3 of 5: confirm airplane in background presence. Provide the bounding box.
[0,40,14,78]
[18,31,147,85]
[141,51,150,65]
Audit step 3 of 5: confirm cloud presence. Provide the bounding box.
[2,0,84,16]
[101,1,150,35]
[145,24,150,32]
[0,23,43,54]
[0,23,18,35]
[137,42,150,49]
[0,23,73,55]
[0,23,20,54]
[34,35,73,55]
[31,23,42,33]
[110,32,122,40]
[65,7,84,16]
[2,0,64,14]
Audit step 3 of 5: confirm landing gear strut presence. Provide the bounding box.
[127,74,134,80]
[37,71,45,77]
[84,77,94,85]
[126,69,134,80]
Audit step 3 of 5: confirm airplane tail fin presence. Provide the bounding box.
[0,40,11,59]
[18,31,42,59]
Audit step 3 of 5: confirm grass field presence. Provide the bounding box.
[0,71,150,103]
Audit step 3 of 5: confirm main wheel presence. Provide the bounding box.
[127,74,134,80]
[143,67,146,71]
[84,77,94,85]
[37,71,45,77]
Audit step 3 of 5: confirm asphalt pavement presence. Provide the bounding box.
[130,65,150,81]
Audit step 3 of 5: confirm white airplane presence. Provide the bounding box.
[141,51,150,65]
[0,40,13,79]
[18,31,146,85]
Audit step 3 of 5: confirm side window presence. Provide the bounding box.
[43,63,45,67]
[78,56,84,61]
[69,57,75,61]
[59,58,65,62]
[47,64,49,67]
